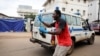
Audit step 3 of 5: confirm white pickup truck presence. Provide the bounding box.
[30,12,95,55]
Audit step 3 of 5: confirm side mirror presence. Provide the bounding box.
[83,26,88,30]
[82,22,88,30]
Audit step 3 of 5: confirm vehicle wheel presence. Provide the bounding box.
[87,34,95,45]
[67,40,75,55]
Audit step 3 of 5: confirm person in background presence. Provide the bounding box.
[38,10,72,56]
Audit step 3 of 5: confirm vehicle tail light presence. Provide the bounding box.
[51,35,55,46]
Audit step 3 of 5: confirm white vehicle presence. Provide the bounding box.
[30,12,95,55]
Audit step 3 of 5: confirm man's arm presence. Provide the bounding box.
[48,28,62,35]
[48,19,66,35]
[39,19,66,35]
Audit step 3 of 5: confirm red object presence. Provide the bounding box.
[51,35,56,45]
[51,35,55,41]
[55,22,72,46]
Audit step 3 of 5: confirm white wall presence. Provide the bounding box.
[66,0,88,19]
[43,0,99,22]
[88,0,99,22]
[17,5,38,17]
[44,0,67,13]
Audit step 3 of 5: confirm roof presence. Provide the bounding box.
[0,13,9,17]
[9,16,23,19]
[0,13,23,19]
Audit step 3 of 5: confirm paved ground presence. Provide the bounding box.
[0,32,32,38]
[0,32,100,56]
[70,35,100,56]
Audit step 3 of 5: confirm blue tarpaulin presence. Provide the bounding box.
[0,19,24,32]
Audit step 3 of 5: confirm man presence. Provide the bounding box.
[38,10,72,56]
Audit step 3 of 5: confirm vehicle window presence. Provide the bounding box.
[34,16,41,27]
[65,15,72,25]
[76,17,81,26]
[72,16,77,25]
[42,14,53,23]
[34,14,53,27]
[61,14,66,20]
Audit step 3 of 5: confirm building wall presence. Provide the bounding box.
[66,0,88,19]
[43,0,98,22]
[88,0,99,22]
[17,5,38,17]
[44,0,67,13]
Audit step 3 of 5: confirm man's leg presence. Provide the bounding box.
[53,45,60,56]
[57,46,71,56]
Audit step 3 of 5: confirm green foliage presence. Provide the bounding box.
[24,14,36,21]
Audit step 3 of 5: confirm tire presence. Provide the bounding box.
[87,34,95,45]
[67,40,75,55]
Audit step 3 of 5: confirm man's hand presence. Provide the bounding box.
[39,26,48,33]
[38,14,43,22]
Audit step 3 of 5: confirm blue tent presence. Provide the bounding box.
[0,19,24,32]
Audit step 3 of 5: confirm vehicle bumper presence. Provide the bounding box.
[94,30,100,33]
[30,38,55,49]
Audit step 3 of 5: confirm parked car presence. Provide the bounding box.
[90,20,100,34]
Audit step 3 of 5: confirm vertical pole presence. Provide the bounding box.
[98,0,100,32]
[98,0,100,22]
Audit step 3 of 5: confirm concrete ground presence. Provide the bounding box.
[0,32,100,56]
[0,32,32,38]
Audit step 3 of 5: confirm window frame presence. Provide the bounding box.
[78,0,80,2]
[76,17,82,26]
[71,8,73,11]
[71,16,77,26]
[62,8,66,12]
[77,9,80,12]
[71,0,73,1]
[84,0,86,3]
[83,10,86,16]
[65,14,72,25]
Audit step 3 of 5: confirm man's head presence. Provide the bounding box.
[53,10,61,20]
